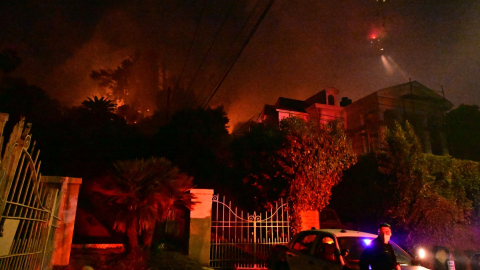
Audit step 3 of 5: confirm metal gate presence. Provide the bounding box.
[0,115,61,270]
[210,194,291,269]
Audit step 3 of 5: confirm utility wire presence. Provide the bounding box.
[207,0,273,104]
[202,0,275,109]
[195,0,266,107]
[199,0,268,108]
[174,0,208,89]
[187,0,238,108]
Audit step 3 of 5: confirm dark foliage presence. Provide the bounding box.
[332,121,480,249]
[0,48,21,74]
[230,122,286,210]
[154,106,232,191]
[330,153,386,231]
[233,117,356,233]
[445,104,480,161]
[91,157,196,257]
[91,58,134,102]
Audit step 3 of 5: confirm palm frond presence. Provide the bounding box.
[102,157,196,237]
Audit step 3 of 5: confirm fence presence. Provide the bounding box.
[210,194,290,269]
[0,115,62,270]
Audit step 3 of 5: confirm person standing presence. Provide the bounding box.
[360,223,401,270]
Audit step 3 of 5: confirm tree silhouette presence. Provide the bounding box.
[79,95,126,124]
[0,48,21,74]
[82,96,116,114]
[445,104,480,161]
[90,58,134,102]
[91,157,196,257]
[155,106,231,189]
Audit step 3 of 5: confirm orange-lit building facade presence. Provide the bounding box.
[258,81,453,156]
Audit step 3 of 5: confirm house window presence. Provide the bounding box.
[328,95,334,105]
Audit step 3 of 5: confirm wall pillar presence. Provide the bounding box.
[300,211,319,231]
[188,189,213,266]
[43,176,82,266]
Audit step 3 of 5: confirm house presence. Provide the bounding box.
[258,81,453,156]
[258,87,344,126]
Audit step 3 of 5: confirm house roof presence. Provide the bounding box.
[263,104,278,115]
[275,97,307,113]
[376,80,453,110]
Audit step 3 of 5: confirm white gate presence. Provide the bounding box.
[0,115,61,270]
[210,194,290,269]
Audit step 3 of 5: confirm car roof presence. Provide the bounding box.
[310,229,378,238]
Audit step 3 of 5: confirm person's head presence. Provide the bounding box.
[378,223,392,243]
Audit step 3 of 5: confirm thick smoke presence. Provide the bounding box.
[1,0,480,131]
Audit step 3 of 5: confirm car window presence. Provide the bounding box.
[337,237,369,262]
[390,242,412,265]
[314,236,339,263]
[292,233,317,254]
[337,237,413,266]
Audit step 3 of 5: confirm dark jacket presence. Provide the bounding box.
[359,237,398,270]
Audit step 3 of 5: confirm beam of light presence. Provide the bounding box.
[381,55,394,75]
[380,55,409,80]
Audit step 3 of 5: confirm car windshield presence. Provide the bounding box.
[337,237,413,267]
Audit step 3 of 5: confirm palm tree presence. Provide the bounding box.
[92,157,196,256]
[80,96,127,126]
[82,95,116,115]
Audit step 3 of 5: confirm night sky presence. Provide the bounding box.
[1,0,479,131]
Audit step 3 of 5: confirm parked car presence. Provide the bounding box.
[267,228,429,270]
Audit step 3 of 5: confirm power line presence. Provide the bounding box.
[196,0,269,107]
[186,0,238,108]
[174,0,208,89]
[202,0,275,109]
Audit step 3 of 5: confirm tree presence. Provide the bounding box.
[92,157,196,257]
[239,117,356,233]
[91,58,134,102]
[230,122,286,210]
[445,104,480,161]
[333,121,480,250]
[81,95,121,122]
[0,77,63,175]
[154,106,231,190]
[376,121,429,223]
[0,77,61,125]
[376,121,472,246]
[82,95,116,113]
[329,153,386,230]
[280,118,357,232]
[0,48,21,74]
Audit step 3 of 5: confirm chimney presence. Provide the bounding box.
[340,97,352,107]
